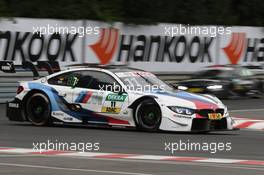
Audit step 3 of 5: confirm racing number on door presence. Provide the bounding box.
[101,93,127,114]
[111,101,116,108]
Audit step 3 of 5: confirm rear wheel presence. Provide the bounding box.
[26,93,51,126]
[135,99,161,131]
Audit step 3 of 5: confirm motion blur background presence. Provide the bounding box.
[0,1,264,175]
[0,0,264,101]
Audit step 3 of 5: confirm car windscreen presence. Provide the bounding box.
[115,71,173,92]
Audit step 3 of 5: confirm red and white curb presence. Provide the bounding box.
[0,147,264,166]
[233,117,264,131]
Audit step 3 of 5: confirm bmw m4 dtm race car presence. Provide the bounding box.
[0,61,235,132]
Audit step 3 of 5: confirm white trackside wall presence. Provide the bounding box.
[0,18,263,72]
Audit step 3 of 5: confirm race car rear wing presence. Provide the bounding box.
[0,61,60,79]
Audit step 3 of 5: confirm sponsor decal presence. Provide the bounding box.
[106,93,127,102]
[67,75,79,88]
[89,28,214,64]
[63,117,73,121]
[223,32,264,64]
[52,111,64,116]
[1,65,11,71]
[90,28,119,64]
[0,31,78,62]
[117,35,213,63]
[75,91,103,105]
[101,106,121,114]
[174,114,192,119]
[89,29,264,66]
[0,61,15,73]
[223,33,246,64]
[8,103,19,108]
[81,91,93,103]
[1,65,9,70]
[208,113,223,120]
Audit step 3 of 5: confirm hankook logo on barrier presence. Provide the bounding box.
[222,32,264,64]
[0,31,79,62]
[223,33,246,64]
[89,28,119,64]
[89,28,214,64]
[1,18,263,71]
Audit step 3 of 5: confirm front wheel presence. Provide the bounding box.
[26,93,51,126]
[134,99,161,131]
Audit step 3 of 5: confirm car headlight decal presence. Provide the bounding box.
[168,106,195,115]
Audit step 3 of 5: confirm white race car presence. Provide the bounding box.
[5,63,235,132]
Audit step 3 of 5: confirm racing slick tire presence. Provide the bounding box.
[135,99,161,131]
[26,92,51,126]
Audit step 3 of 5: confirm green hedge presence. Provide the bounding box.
[0,0,263,26]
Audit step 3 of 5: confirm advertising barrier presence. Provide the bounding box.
[0,18,264,72]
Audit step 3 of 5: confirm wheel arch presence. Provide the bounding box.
[128,95,158,110]
[22,89,50,121]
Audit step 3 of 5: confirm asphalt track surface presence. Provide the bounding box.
[0,98,263,175]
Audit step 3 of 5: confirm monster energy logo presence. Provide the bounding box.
[67,75,79,88]
[106,94,127,102]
